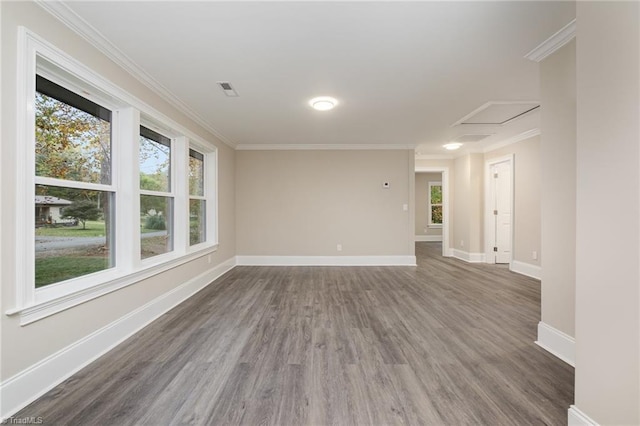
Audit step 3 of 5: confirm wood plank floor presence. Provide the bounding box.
[16,243,574,425]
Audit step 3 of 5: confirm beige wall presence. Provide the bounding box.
[236,150,414,256]
[575,2,640,424]
[452,154,483,254]
[453,156,470,252]
[0,2,236,380]
[540,40,576,337]
[485,136,541,267]
[415,172,443,237]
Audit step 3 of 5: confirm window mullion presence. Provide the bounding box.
[207,151,218,245]
[114,107,141,272]
[173,137,189,252]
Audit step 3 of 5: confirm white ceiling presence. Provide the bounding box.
[57,1,575,154]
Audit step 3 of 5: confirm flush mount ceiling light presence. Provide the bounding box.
[309,96,338,111]
[443,142,463,150]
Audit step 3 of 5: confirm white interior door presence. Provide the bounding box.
[490,161,512,264]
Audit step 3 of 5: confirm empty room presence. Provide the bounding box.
[1,1,638,425]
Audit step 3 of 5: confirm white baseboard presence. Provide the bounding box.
[451,249,486,263]
[415,235,442,242]
[510,260,542,280]
[535,321,575,367]
[0,257,236,420]
[235,255,417,266]
[568,405,599,426]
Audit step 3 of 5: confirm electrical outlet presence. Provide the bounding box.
[532,251,538,260]
[337,244,342,252]
[460,240,464,248]
[207,254,212,264]
[424,228,428,233]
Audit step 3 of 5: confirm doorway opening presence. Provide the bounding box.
[415,167,450,257]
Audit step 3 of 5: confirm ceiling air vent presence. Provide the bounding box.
[217,81,239,97]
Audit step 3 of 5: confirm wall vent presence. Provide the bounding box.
[217,81,239,97]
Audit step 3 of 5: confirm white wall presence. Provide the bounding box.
[236,149,414,258]
[540,40,576,338]
[0,0,236,385]
[574,2,640,424]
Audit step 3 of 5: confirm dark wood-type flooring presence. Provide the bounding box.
[16,242,574,425]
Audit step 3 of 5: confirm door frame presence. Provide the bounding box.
[415,166,450,257]
[484,154,515,264]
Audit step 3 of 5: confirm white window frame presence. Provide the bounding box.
[8,27,219,325]
[187,142,217,251]
[187,147,208,248]
[428,181,443,229]
[138,124,176,261]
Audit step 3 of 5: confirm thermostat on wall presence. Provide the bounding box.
[382,182,390,188]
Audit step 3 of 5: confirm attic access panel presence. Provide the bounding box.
[452,101,540,126]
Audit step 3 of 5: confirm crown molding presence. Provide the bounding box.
[483,128,541,153]
[525,19,576,62]
[35,1,236,148]
[236,143,416,151]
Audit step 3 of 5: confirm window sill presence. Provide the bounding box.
[6,243,219,326]
[428,224,443,229]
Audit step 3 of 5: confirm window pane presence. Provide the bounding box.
[35,185,114,288]
[189,199,206,246]
[430,185,442,204]
[35,77,111,185]
[189,149,204,196]
[140,195,173,259]
[140,127,171,192]
[431,205,443,224]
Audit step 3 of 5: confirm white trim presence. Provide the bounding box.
[10,28,220,321]
[235,143,415,151]
[510,260,541,280]
[568,406,599,426]
[33,1,235,148]
[415,167,450,258]
[535,321,575,367]
[0,257,236,420]
[484,155,515,264]
[236,256,416,266]
[7,245,220,325]
[415,235,442,242]
[483,128,541,154]
[451,249,486,263]
[525,19,577,63]
[427,181,443,228]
